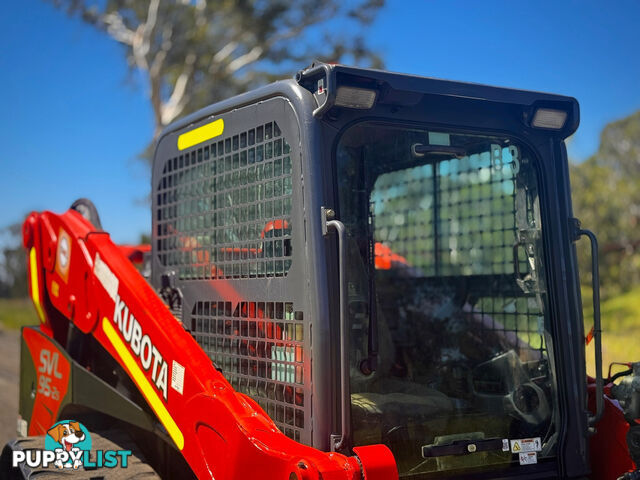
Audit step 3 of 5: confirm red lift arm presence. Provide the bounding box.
[22,208,398,480]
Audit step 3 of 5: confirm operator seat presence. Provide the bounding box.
[346,238,453,445]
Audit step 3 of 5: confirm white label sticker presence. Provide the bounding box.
[271,345,295,383]
[510,437,541,453]
[59,236,70,269]
[428,131,451,146]
[94,253,119,301]
[171,360,185,395]
[502,439,510,452]
[519,452,537,465]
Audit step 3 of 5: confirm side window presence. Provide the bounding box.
[337,124,556,476]
[155,121,294,280]
[152,99,312,446]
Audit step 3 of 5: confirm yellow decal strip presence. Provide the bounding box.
[177,118,224,151]
[102,317,184,450]
[29,248,45,323]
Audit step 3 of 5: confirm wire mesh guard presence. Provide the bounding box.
[156,120,306,441]
[372,147,546,361]
[191,300,306,442]
[156,121,294,280]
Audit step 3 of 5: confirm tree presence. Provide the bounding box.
[50,0,385,158]
[570,110,640,299]
[0,221,28,298]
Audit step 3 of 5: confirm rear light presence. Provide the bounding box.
[531,108,567,129]
[335,86,377,109]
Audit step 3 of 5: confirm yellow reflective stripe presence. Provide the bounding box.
[177,119,224,150]
[29,248,45,323]
[102,317,184,450]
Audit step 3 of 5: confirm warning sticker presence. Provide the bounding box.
[171,360,185,395]
[94,253,119,301]
[510,437,541,454]
[56,229,72,283]
[519,452,537,465]
[502,439,510,452]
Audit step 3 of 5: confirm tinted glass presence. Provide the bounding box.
[336,123,556,477]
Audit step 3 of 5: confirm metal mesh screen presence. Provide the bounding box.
[372,147,519,276]
[372,146,546,358]
[191,300,306,442]
[340,124,554,475]
[155,121,294,280]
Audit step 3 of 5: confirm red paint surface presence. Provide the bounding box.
[353,445,399,480]
[22,208,397,479]
[117,244,150,264]
[23,327,71,436]
[588,381,636,479]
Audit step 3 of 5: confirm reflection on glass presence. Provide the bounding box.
[336,123,556,477]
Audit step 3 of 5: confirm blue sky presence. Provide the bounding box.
[1,0,639,246]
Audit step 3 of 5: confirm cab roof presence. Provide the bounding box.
[161,62,579,141]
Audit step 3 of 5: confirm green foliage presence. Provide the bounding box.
[49,0,386,158]
[582,284,640,332]
[584,284,640,375]
[0,298,39,330]
[0,220,27,298]
[139,233,151,245]
[570,110,640,299]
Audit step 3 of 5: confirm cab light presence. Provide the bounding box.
[335,86,377,109]
[531,108,567,129]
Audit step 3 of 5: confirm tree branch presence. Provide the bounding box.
[213,41,239,64]
[223,4,339,75]
[131,0,160,70]
[140,0,161,59]
[160,53,197,126]
[101,11,136,46]
[53,0,387,160]
[226,46,264,74]
[149,24,173,79]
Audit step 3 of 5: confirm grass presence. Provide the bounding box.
[1,287,637,377]
[0,298,39,330]
[584,285,640,377]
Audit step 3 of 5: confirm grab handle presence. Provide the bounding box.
[322,207,350,451]
[571,218,604,427]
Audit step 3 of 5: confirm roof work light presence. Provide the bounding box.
[334,86,377,109]
[531,108,567,129]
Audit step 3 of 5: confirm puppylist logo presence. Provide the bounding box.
[12,420,132,470]
[46,421,91,469]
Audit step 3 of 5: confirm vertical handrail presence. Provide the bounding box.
[322,207,350,451]
[574,223,604,426]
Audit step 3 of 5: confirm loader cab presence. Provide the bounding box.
[152,64,589,479]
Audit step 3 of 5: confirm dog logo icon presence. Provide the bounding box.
[45,420,92,469]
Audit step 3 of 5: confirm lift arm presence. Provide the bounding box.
[22,208,397,480]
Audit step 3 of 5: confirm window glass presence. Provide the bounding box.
[336,123,555,477]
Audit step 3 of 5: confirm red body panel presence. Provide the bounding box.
[117,244,150,264]
[352,446,399,480]
[588,381,636,479]
[22,209,397,480]
[23,328,71,435]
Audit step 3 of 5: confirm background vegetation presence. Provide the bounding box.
[571,110,640,300]
[49,0,384,159]
[1,0,638,377]
[1,0,385,328]
[570,110,640,374]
